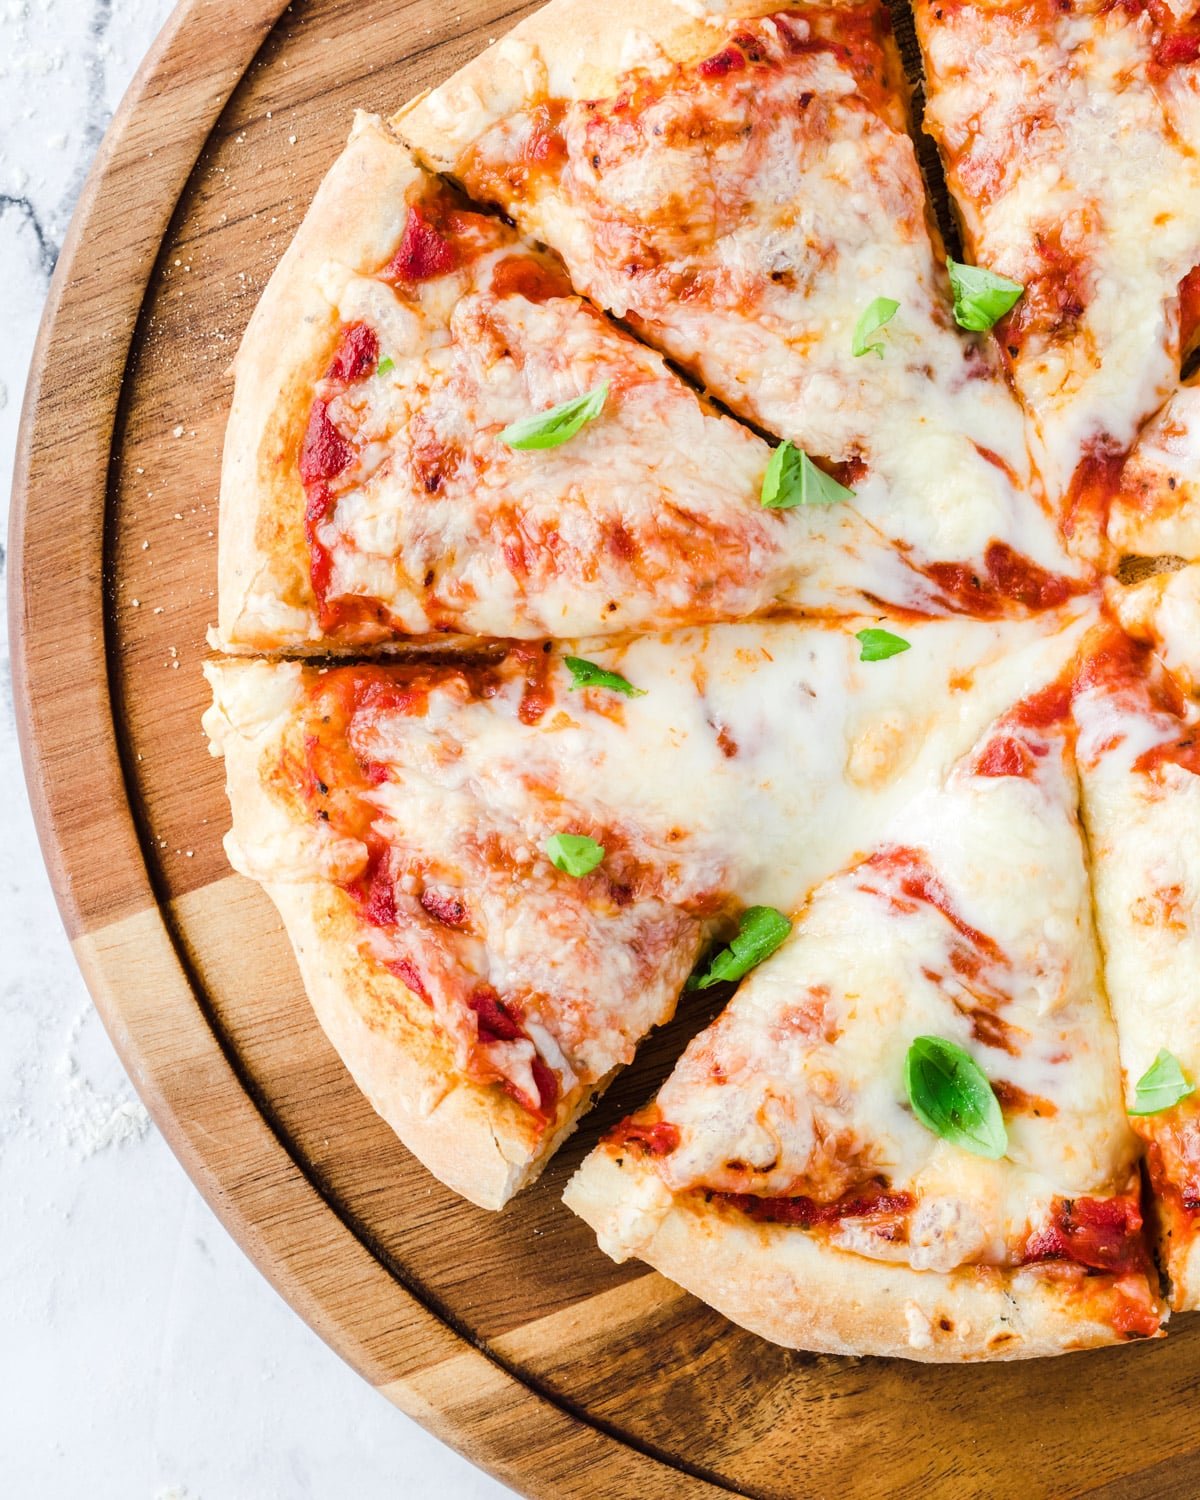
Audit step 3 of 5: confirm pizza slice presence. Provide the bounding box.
[915,0,1200,529]
[217,112,954,655]
[398,0,1083,616]
[203,612,1086,1208]
[1074,625,1200,1308]
[565,678,1164,1359]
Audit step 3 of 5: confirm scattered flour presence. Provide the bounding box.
[57,1005,151,1158]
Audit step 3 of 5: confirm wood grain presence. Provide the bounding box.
[11,0,1200,1494]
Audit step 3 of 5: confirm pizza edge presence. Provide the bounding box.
[217,112,424,656]
[564,1148,1168,1360]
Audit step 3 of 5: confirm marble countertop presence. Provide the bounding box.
[0,4,511,1495]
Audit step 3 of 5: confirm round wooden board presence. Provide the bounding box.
[12,0,1200,1494]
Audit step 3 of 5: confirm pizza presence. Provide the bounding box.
[566,664,1164,1356]
[203,613,1080,1207]
[205,0,1200,1361]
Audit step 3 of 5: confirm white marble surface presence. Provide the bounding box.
[0,4,513,1495]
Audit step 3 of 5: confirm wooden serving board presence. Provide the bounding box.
[12,1,1200,1493]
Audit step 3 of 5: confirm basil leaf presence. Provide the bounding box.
[689,906,792,990]
[564,655,646,698]
[1129,1049,1195,1116]
[856,627,910,662]
[499,380,609,450]
[905,1035,1008,1159]
[946,257,1024,332]
[761,441,855,509]
[545,832,605,877]
[376,355,395,377]
[852,296,900,358]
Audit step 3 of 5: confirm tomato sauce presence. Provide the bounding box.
[386,203,458,282]
[716,1184,914,1229]
[609,1115,682,1157]
[1022,1193,1149,1276]
[920,542,1082,617]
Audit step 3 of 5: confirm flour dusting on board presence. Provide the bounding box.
[58,1005,150,1158]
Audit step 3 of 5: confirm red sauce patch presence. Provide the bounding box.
[490,253,573,304]
[1000,225,1090,358]
[420,889,469,928]
[1179,264,1200,353]
[609,1115,681,1157]
[1023,1194,1149,1276]
[1133,731,1200,778]
[326,321,379,383]
[698,44,747,78]
[385,955,429,1002]
[511,643,556,725]
[470,987,525,1043]
[299,401,352,486]
[387,203,457,282]
[469,988,560,1117]
[974,735,1036,778]
[359,850,398,928]
[922,542,1080,618]
[718,1185,914,1229]
[1063,438,1127,549]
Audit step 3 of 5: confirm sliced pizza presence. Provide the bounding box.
[217,111,966,655]
[1074,625,1200,1308]
[916,0,1200,530]
[566,679,1164,1358]
[399,0,1083,615]
[203,612,1086,1208]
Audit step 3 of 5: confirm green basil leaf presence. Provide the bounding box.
[545,832,605,877]
[499,380,609,450]
[852,296,900,358]
[563,655,646,698]
[856,627,910,662]
[761,441,855,509]
[946,257,1024,332]
[905,1035,1008,1159]
[376,355,395,377]
[688,906,792,990]
[1128,1049,1195,1116]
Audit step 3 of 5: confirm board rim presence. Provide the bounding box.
[6,3,723,1494]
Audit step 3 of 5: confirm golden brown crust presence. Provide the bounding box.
[564,1150,1167,1360]
[217,113,423,654]
[202,658,601,1209]
[266,880,603,1210]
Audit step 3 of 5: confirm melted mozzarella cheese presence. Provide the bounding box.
[208,612,1091,1105]
[919,2,1200,498]
[444,15,1075,584]
[648,691,1135,1271]
[310,190,979,640]
[1075,664,1200,1094]
[1107,384,1200,559]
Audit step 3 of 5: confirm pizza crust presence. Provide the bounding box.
[216,113,424,654]
[203,658,603,1209]
[267,880,605,1210]
[564,1150,1167,1360]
